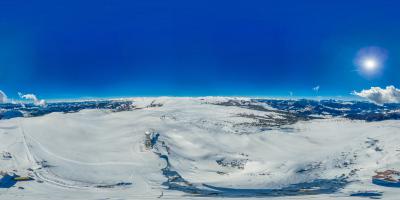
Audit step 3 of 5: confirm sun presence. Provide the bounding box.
[355,47,387,78]
[363,58,378,71]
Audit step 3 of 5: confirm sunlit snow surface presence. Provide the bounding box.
[1,97,400,199]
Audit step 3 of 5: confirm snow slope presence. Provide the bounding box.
[0,97,399,199]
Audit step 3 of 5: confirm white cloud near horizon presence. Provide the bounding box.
[313,85,320,92]
[0,90,8,103]
[352,85,400,105]
[18,92,46,106]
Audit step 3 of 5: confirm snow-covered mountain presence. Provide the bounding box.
[0,97,399,199]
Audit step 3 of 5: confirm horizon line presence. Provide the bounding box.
[2,95,364,104]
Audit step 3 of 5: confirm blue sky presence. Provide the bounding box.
[1,0,400,99]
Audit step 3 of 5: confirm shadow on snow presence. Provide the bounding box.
[150,132,349,197]
[0,174,18,188]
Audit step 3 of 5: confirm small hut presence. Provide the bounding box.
[372,170,400,187]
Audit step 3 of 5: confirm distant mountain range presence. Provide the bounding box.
[1,99,400,122]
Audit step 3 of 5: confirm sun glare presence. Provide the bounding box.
[355,47,387,77]
[363,58,378,71]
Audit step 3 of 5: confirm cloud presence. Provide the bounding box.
[0,90,8,103]
[18,92,47,106]
[313,85,320,92]
[352,85,400,105]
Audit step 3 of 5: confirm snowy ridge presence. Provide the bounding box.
[0,97,400,199]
